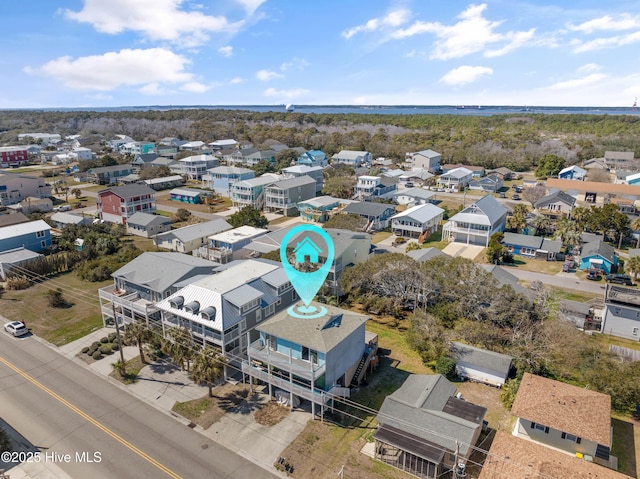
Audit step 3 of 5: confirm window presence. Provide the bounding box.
[36,230,45,238]
[561,432,581,443]
[633,327,638,336]
[41,240,46,248]
[530,422,549,433]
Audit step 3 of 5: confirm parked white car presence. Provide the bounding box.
[4,321,28,337]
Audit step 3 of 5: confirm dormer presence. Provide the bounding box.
[169,296,184,309]
[184,300,200,314]
[200,306,216,321]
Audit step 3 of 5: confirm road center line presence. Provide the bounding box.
[0,355,183,479]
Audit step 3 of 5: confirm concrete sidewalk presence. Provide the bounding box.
[54,328,306,476]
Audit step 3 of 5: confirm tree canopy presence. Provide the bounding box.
[227,206,268,228]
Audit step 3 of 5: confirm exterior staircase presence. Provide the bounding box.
[350,351,370,386]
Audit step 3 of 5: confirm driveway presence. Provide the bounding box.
[442,242,484,260]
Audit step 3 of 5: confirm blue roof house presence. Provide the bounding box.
[579,240,618,274]
[297,150,328,167]
[0,220,52,253]
[294,237,322,263]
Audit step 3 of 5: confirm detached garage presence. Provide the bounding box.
[451,342,513,388]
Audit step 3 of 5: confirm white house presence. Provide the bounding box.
[406,150,441,173]
[438,167,473,191]
[391,204,444,239]
[442,195,508,246]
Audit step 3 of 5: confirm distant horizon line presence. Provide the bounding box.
[2,104,638,112]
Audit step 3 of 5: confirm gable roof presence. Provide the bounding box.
[0,219,50,240]
[479,264,524,293]
[391,203,444,223]
[98,184,155,199]
[559,165,587,176]
[156,219,231,243]
[502,232,544,249]
[413,149,440,158]
[479,431,631,479]
[441,167,473,179]
[256,302,368,353]
[450,195,507,226]
[581,239,616,263]
[535,190,577,209]
[377,375,486,457]
[333,150,370,160]
[50,212,91,225]
[268,175,315,190]
[511,373,611,446]
[126,212,170,227]
[111,252,217,292]
[406,247,445,262]
[450,342,512,375]
[394,187,435,201]
[343,201,396,218]
[0,212,30,228]
[546,178,640,197]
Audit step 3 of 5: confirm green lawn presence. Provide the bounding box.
[371,231,392,244]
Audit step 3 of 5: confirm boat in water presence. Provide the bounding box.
[285,104,295,112]
[455,105,482,110]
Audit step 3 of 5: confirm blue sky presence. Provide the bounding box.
[2,0,640,108]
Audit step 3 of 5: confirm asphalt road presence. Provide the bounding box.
[0,332,278,479]
[506,269,608,295]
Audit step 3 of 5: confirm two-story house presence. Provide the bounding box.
[120,141,156,155]
[178,155,219,180]
[98,252,219,328]
[559,165,587,181]
[231,175,279,210]
[201,166,255,197]
[0,219,52,253]
[398,169,434,188]
[243,302,370,416]
[244,150,277,167]
[0,146,29,167]
[194,225,268,264]
[87,165,134,185]
[391,204,444,239]
[209,139,239,151]
[393,187,436,206]
[0,174,52,206]
[442,195,508,246]
[511,373,615,469]
[354,176,397,201]
[297,150,328,167]
[406,150,441,173]
[264,175,317,216]
[469,173,503,193]
[332,150,372,168]
[153,219,232,253]
[297,196,341,222]
[438,167,473,191]
[343,202,397,231]
[157,259,298,368]
[602,285,640,340]
[96,184,157,225]
[282,165,324,193]
[375,374,486,479]
[125,212,171,238]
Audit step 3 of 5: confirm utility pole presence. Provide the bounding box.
[111,301,125,365]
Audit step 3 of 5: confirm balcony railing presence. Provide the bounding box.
[247,340,325,381]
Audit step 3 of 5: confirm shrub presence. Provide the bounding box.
[500,378,521,409]
[435,356,457,380]
[92,351,103,360]
[46,288,66,308]
[91,341,101,349]
[81,347,90,354]
[5,277,31,290]
[111,342,120,351]
[100,336,109,343]
[107,332,117,342]
[99,345,113,355]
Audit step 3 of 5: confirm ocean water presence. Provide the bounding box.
[31,105,640,116]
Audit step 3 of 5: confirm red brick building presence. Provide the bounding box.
[0,146,29,167]
[97,184,157,225]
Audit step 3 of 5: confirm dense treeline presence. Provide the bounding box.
[2,109,640,172]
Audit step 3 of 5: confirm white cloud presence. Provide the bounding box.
[280,58,309,71]
[218,46,233,57]
[572,31,640,53]
[568,14,640,34]
[342,8,411,39]
[181,81,210,93]
[235,0,266,15]
[64,0,242,47]
[440,65,493,85]
[27,48,193,91]
[390,3,534,60]
[264,88,309,99]
[577,63,601,73]
[139,83,167,95]
[256,69,283,81]
[548,73,608,90]
[230,77,245,84]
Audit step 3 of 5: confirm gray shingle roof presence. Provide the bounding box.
[502,232,544,249]
[99,184,155,199]
[377,375,486,457]
[581,239,616,263]
[256,303,368,353]
[126,212,170,228]
[268,175,315,189]
[111,252,218,293]
[535,190,576,209]
[407,247,445,262]
[157,219,231,243]
[450,342,513,376]
[343,202,396,218]
[394,187,435,201]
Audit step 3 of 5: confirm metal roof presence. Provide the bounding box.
[224,284,264,308]
[391,203,444,223]
[126,212,170,227]
[394,187,435,200]
[268,175,315,190]
[450,195,507,226]
[98,184,155,199]
[156,219,231,243]
[343,201,396,218]
[406,247,445,262]
[0,219,50,240]
[450,342,513,375]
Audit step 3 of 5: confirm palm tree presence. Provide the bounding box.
[508,204,529,233]
[554,217,582,248]
[632,217,640,248]
[191,347,226,397]
[570,206,589,229]
[532,214,551,236]
[162,326,194,371]
[124,322,152,364]
[626,256,640,280]
[111,359,126,378]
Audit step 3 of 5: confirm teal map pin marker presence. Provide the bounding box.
[280,224,335,319]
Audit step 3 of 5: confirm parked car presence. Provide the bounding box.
[499,192,506,198]
[605,274,633,285]
[586,269,601,281]
[512,194,520,200]
[4,321,28,337]
[404,182,414,188]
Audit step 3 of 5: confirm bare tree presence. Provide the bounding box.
[522,184,547,208]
